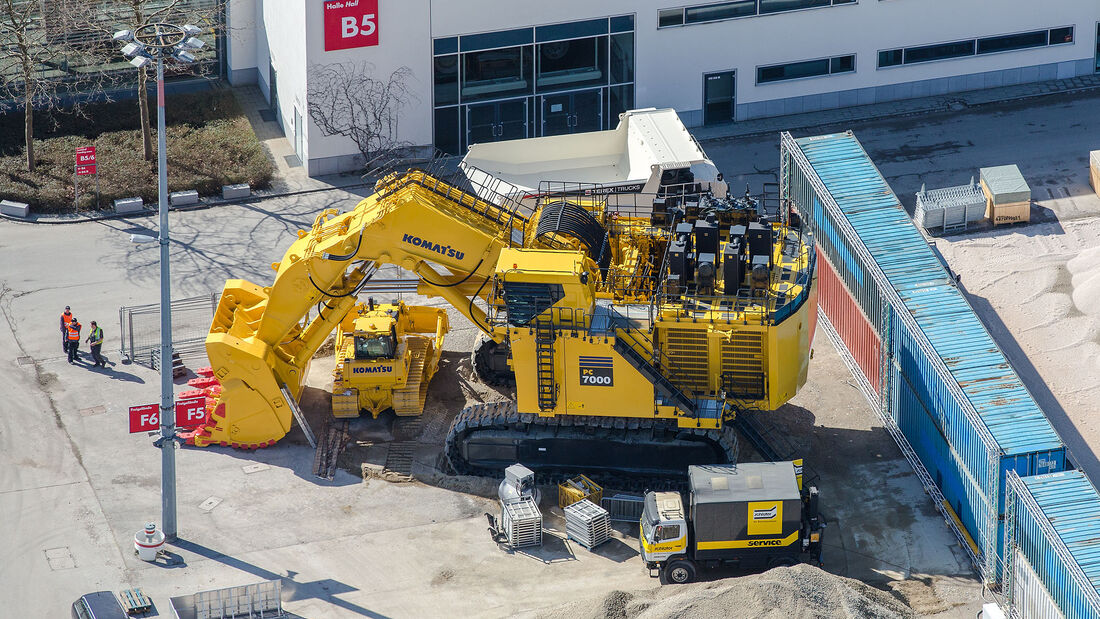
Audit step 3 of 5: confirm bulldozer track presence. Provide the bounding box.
[313,419,350,481]
[443,401,738,492]
[393,338,431,415]
[384,441,417,480]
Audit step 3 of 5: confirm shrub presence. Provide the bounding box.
[0,88,274,212]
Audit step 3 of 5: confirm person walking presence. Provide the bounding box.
[86,321,106,367]
[66,317,82,364]
[60,306,73,353]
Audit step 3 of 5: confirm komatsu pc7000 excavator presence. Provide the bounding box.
[190,114,816,479]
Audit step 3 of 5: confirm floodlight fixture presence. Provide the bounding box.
[129,56,151,69]
[121,42,143,57]
[182,37,205,50]
[113,29,133,42]
[181,24,201,36]
[174,50,196,64]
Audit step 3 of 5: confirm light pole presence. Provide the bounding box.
[114,23,205,543]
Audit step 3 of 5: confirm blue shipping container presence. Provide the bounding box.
[1007,471,1100,619]
[783,131,1067,582]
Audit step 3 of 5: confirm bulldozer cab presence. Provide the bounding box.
[354,323,398,360]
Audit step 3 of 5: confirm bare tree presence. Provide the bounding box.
[0,0,101,172]
[307,63,416,170]
[61,0,227,162]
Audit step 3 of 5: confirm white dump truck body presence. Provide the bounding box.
[460,108,727,210]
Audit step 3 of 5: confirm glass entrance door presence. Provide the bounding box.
[541,89,603,137]
[703,70,736,125]
[466,99,528,147]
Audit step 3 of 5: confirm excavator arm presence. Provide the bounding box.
[190,172,525,448]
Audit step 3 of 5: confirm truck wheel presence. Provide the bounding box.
[663,560,696,584]
[768,556,796,569]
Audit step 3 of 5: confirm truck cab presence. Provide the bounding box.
[639,462,825,584]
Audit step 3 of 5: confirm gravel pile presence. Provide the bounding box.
[541,564,914,619]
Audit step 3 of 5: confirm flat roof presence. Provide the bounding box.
[689,462,799,504]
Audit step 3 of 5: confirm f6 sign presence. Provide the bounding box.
[323,0,379,51]
[129,403,160,433]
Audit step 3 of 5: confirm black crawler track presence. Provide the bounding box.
[444,401,739,491]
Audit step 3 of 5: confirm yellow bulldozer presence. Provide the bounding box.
[331,300,448,419]
[189,111,817,479]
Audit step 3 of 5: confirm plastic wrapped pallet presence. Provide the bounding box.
[979,165,1031,226]
[501,497,542,549]
[564,499,611,549]
[1090,150,1100,199]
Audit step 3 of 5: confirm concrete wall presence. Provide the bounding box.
[225,0,258,85]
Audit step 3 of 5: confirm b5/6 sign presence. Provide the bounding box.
[324,0,378,51]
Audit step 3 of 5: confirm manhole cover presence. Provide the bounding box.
[44,547,75,570]
[241,463,269,475]
[258,108,276,122]
[78,405,106,417]
[17,356,33,366]
[198,497,222,512]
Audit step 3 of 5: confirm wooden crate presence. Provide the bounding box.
[1090,150,1100,199]
[980,179,1030,226]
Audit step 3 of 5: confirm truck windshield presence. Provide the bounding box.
[354,334,395,359]
[655,524,681,541]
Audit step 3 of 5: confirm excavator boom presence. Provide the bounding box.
[189,172,527,447]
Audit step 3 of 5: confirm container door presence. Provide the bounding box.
[703,71,735,125]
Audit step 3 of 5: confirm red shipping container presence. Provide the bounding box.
[816,245,881,394]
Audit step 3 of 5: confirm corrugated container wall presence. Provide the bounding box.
[1006,471,1100,619]
[780,131,1066,582]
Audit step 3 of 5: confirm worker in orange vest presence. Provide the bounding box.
[60,306,73,353]
[66,318,82,364]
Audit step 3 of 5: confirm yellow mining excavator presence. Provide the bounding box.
[331,300,448,418]
[192,120,816,479]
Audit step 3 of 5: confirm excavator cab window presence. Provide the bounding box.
[354,331,396,359]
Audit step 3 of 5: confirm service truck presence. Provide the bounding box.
[640,461,825,584]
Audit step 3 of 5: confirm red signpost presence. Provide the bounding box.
[74,145,99,208]
[129,403,160,433]
[175,396,208,429]
[323,0,379,51]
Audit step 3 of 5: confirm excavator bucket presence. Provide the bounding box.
[188,280,297,448]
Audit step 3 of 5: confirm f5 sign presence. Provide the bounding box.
[324,0,379,51]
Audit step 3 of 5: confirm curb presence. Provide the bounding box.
[0,180,374,225]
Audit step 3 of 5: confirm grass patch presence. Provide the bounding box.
[0,88,274,213]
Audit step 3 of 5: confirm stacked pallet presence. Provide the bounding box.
[1090,150,1100,199]
[501,497,542,549]
[564,499,611,549]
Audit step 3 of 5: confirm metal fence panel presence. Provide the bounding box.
[194,579,282,619]
[601,494,645,523]
[119,293,218,368]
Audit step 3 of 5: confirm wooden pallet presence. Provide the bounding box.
[119,587,152,615]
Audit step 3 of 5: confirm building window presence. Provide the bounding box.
[977,31,1048,55]
[878,49,903,68]
[1049,26,1074,45]
[658,9,684,27]
[757,54,854,84]
[904,40,975,64]
[434,55,459,106]
[610,32,635,84]
[537,36,608,93]
[685,1,755,24]
[758,0,830,15]
[461,47,533,102]
[433,16,635,154]
[658,0,854,28]
[880,26,1077,68]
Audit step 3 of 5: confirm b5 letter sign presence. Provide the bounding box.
[323,0,379,51]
